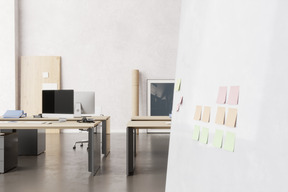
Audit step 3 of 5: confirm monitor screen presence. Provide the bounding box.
[42,90,74,114]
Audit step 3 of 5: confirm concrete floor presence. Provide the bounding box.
[0,133,170,192]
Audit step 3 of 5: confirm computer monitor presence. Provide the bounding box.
[74,91,95,117]
[42,90,74,118]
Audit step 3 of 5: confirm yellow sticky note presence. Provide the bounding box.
[175,79,181,91]
[200,127,209,144]
[192,125,200,141]
[215,107,225,125]
[223,131,236,152]
[225,108,237,128]
[213,129,224,148]
[194,105,202,120]
[202,106,211,123]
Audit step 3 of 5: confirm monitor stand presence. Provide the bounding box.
[41,114,74,118]
[74,102,82,118]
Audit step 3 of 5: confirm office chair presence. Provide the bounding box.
[73,128,89,150]
[73,117,95,150]
[73,107,102,150]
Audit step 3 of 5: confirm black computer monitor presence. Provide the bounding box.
[42,90,74,117]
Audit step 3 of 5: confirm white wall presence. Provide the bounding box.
[0,0,17,114]
[19,0,181,132]
[166,0,288,192]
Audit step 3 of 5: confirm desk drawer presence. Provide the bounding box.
[0,137,3,149]
[0,161,4,173]
[0,149,3,161]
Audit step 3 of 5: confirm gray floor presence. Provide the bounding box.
[0,133,170,192]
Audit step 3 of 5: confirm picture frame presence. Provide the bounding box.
[147,79,175,116]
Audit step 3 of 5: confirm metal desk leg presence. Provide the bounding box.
[127,127,134,176]
[88,126,100,176]
[134,128,136,157]
[102,119,110,156]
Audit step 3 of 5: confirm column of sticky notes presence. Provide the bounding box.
[193,105,211,144]
[214,86,239,152]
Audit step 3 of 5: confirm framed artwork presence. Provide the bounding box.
[147,79,175,116]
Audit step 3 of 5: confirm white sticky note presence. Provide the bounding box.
[43,72,49,78]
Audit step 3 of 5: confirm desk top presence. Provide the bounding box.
[131,116,171,121]
[0,116,110,121]
[0,121,101,129]
[127,121,171,129]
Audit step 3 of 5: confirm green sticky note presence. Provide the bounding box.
[200,127,209,144]
[192,125,200,141]
[223,131,236,152]
[213,129,224,148]
[175,79,181,91]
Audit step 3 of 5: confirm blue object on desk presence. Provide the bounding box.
[3,110,27,118]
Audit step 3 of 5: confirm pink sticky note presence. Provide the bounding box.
[227,86,240,105]
[216,86,227,104]
[176,104,180,112]
[180,96,183,105]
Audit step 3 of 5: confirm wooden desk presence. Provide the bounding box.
[126,121,171,176]
[0,121,101,176]
[131,116,171,121]
[0,116,111,156]
[131,116,171,134]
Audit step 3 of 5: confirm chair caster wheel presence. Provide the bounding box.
[73,146,76,150]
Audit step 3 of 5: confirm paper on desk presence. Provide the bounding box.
[213,129,224,148]
[23,121,47,124]
[192,125,200,141]
[215,107,225,125]
[216,86,227,104]
[200,127,209,144]
[202,106,211,123]
[227,86,240,105]
[223,131,236,152]
[225,108,237,128]
[194,105,202,120]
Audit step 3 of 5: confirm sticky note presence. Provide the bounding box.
[175,79,181,91]
[227,86,240,105]
[192,125,200,141]
[200,127,209,144]
[194,105,202,120]
[180,96,183,105]
[42,72,49,78]
[225,108,237,128]
[213,129,224,148]
[216,86,227,104]
[223,131,236,152]
[202,106,211,123]
[176,104,180,112]
[215,107,225,125]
